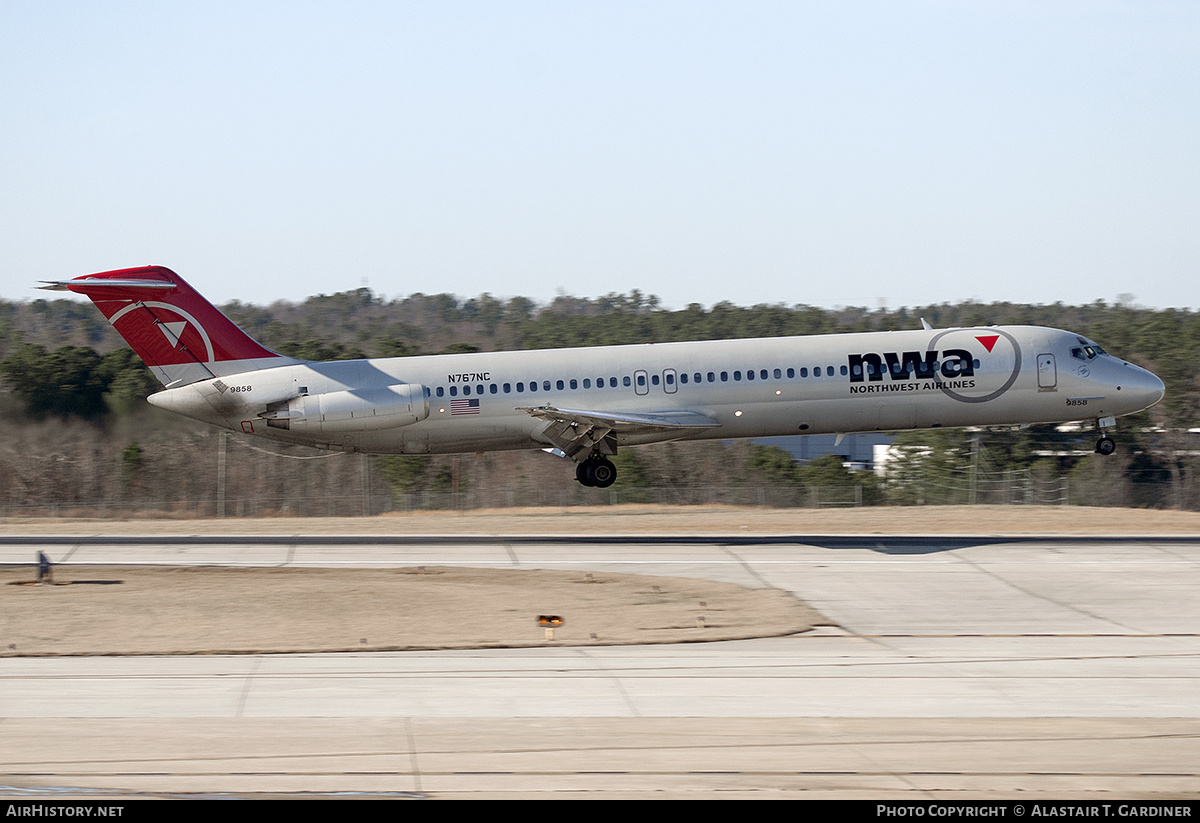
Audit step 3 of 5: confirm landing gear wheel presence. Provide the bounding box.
[590,457,616,488]
[1095,435,1116,456]
[575,456,617,488]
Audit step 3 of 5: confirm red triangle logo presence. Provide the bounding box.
[976,334,999,353]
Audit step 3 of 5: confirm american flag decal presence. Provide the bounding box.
[450,398,481,415]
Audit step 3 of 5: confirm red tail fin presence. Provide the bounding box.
[42,266,293,386]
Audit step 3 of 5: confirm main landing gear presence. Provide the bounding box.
[1094,415,1117,456]
[576,455,617,488]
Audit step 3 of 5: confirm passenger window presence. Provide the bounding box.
[800,368,808,378]
[583,378,591,389]
[436,387,445,397]
[773,369,781,379]
[745,370,753,381]
[556,379,564,390]
[503,383,511,393]
[609,377,617,387]
[707,372,715,382]
[651,374,659,385]
[787,368,795,378]
[490,384,498,394]
[721,371,729,382]
[450,385,458,396]
[680,373,688,384]
[623,376,631,387]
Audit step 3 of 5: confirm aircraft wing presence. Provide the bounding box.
[517,405,720,458]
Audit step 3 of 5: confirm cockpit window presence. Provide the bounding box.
[1074,337,1107,358]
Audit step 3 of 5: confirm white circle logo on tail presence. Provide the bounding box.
[108,302,216,363]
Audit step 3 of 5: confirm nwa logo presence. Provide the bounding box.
[848,347,979,382]
[847,331,1022,404]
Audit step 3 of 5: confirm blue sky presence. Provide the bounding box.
[2,1,1197,310]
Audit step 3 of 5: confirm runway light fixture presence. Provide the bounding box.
[538,615,563,641]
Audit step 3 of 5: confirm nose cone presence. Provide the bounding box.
[1122,364,1165,413]
[1147,371,1166,407]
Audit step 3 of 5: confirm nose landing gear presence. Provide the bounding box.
[576,455,617,487]
[1094,416,1117,455]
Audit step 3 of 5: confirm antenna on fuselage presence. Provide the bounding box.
[920,318,933,330]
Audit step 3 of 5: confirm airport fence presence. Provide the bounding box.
[0,475,1080,520]
[6,425,1190,518]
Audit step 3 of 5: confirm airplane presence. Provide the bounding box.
[41,266,1165,487]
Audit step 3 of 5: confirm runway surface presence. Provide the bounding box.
[2,534,1199,799]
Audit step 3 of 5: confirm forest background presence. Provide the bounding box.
[2,287,1198,518]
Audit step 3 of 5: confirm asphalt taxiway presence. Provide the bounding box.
[2,534,1199,799]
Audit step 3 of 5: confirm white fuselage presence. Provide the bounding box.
[147,325,1165,455]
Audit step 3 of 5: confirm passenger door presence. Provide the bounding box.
[1037,353,1057,391]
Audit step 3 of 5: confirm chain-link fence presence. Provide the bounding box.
[2,425,1193,519]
